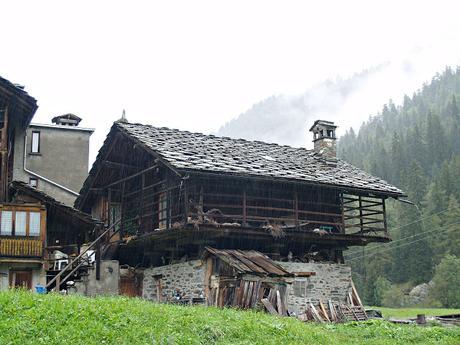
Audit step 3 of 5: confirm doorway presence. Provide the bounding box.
[9,270,32,289]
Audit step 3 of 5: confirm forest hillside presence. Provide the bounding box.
[338,66,460,308]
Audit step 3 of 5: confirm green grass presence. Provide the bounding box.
[0,291,459,345]
[375,307,460,319]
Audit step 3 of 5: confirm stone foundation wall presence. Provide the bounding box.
[71,260,120,296]
[276,261,352,314]
[143,260,205,302]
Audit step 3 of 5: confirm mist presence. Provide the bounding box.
[217,44,460,149]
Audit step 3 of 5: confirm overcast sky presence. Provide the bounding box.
[2,1,460,163]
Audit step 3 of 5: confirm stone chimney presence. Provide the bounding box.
[52,113,82,126]
[309,120,337,160]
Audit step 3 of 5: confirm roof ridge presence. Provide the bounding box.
[115,121,315,153]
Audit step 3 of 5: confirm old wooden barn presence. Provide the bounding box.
[69,119,403,315]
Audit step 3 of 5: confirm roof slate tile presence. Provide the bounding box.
[116,122,404,196]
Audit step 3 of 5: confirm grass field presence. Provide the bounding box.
[375,307,460,319]
[0,291,459,345]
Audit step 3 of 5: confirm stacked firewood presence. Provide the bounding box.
[297,300,367,323]
[261,281,368,323]
[296,283,368,323]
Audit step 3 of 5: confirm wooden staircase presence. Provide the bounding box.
[46,220,121,291]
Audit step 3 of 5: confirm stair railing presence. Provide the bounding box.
[46,219,121,290]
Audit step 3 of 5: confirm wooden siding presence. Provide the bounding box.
[0,237,43,257]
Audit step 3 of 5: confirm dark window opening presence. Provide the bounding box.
[29,177,38,188]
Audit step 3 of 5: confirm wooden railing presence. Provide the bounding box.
[0,237,43,257]
[185,189,388,237]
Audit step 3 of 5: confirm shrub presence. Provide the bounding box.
[430,255,460,308]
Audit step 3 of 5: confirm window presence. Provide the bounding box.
[29,178,38,188]
[0,211,12,235]
[0,210,41,237]
[29,212,41,236]
[31,131,40,153]
[15,212,27,236]
[158,193,167,230]
[293,279,308,297]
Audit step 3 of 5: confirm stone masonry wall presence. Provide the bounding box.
[276,261,352,315]
[143,260,205,302]
[71,260,120,296]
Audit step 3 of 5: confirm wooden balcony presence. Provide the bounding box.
[0,237,43,257]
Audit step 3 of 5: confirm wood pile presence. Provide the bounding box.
[264,280,369,323]
[260,285,288,316]
[296,300,368,323]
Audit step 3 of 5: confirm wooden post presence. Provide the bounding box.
[416,314,426,325]
[167,188,171,229]
[107,188,112,241]
[340,193,346,234]
[198,186,204,222]
[140,173,145,230]
[204,257,213,305]
[183,179,188,222]
[0,106,8,201]
[55,274,61,292]
[120,181,126,238]
[95,240,101,281]
[358,196,364,234]
[294,191,299,228]
[382,198,388,236]
[242,190,247,226]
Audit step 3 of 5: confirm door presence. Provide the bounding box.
[9,270,32,289]
[120,274,143,297]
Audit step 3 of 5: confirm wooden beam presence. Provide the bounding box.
[103,165,158,189]
[102,160,141,170]
[382,198,388,235]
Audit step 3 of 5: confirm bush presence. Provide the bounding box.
[382,285,410,308]
[430,255,460,308]
[373,277,392,306]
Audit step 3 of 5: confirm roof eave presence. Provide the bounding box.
[178,168,405,199]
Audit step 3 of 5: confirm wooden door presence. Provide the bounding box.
[9,270,32,289]
[120,275,143,297]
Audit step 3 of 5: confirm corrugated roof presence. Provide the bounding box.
[116,122,404,196]
[204,247,292,277]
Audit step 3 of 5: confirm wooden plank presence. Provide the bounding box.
[241,281,249,307]
[319,300,331,322]
[309,303,324,323]
[261,298,278,315]
[328,300,337,322]
[348,292,354,306]
[276,290,283,315]
[204,257,213,305]
[245,281,254,308]
[293,271,316,277]
[351,281,363,307]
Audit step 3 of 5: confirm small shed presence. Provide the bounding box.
[203,247,293,314]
